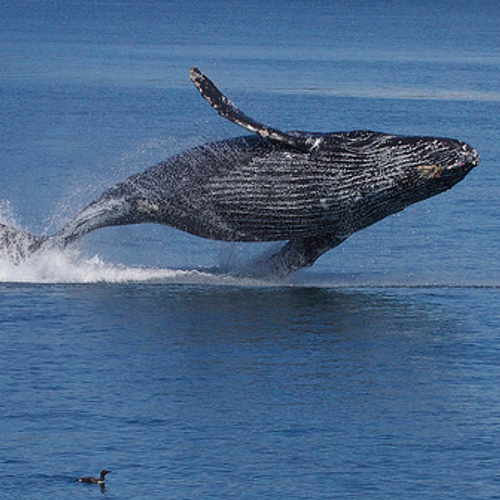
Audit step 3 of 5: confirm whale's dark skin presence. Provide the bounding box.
[0,68,479,276]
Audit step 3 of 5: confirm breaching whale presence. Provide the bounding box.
[0,68,479,276]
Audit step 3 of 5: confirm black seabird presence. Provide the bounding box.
[77,469,111,484]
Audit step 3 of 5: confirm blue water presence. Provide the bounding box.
[1,1,500,498]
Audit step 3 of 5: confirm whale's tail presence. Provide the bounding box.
[0,224,47,262]
[0,193,130,263]
[0,186,151,264]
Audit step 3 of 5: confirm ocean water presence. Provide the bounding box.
[1,1,500,499]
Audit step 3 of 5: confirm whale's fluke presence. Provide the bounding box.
[0,224,45,262]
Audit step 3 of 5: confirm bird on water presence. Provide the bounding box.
[76,469,111,484]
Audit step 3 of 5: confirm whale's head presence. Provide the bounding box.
[400,135,479,196]
[322,131,480,233]
[356,132,480,209]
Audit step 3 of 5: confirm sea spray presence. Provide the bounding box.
[0,238,266,285]
[0,245,199,284]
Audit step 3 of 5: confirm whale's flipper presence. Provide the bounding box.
[190,67,317,153]
[251,234,348,278]
[0,224,45,262]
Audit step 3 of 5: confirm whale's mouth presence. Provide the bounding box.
[455,143,480,171]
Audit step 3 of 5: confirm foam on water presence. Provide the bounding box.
[0,244,286,286]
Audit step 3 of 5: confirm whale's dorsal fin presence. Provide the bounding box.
[190,67,316,153]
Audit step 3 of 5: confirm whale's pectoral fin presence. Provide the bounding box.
[0,223,46,262]
[190,67,315,153]
[252,234,348,278]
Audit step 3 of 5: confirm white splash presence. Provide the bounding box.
[0,246,200,284]
[0,236,269,286]
[0,200,17,227]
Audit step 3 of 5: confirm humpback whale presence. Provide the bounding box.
[0,68,479,276]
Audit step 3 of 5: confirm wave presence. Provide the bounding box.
[279,86,500,102]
